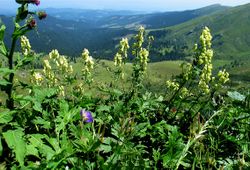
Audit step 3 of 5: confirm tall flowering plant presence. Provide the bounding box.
[0,0,46,109]
[132,26,150,89]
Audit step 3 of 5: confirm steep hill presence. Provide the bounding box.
[0,15,136,59]
[149,3,250,61]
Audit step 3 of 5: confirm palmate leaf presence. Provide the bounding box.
[26,144,39,158]
[0,110,15,124]
[2,129,26,166]
[28,134,56,161]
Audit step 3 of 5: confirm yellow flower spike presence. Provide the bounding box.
[20,36,31,56]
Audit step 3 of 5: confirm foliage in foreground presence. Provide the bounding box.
[0,1,250,169]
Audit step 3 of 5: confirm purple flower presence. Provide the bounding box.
[38,11,47,20]
[80,109,94,123]
[15,0,40,6]
[29,0,40,6]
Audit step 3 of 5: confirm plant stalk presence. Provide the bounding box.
[6,36,17,109]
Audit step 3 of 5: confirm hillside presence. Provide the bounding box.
[0,4,227,59]
[96,4,228,29]
[149,3,250,61]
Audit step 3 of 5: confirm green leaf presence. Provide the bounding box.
[32,101,43,112]
[0,110,15,124]
[28,134,55,161]
[26,144,39,158]
[0,25,5,41]
[89,140,102,152]
[227,91,246,101]
[0,80,11,86]
[180,160,191,168]
[33,117,51,129]
[45,137,61,154]
[0,68,15,75]
[0,41,7,56]
[112,89,123,97]
[100,144,112,153]
[33,87,57,102]
[97,105,111,112]
[3,129,26,166]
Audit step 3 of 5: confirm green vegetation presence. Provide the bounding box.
[0,4,228,59]
[0,1,250,170]
[149,3,250,60]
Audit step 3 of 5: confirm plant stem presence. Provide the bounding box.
[6,37,17,109]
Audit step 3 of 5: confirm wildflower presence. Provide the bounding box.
[20,36,31,56]
[139,48,149,71]
[119,38,130,58]
[37,11,47,20]
[16,0,40,6]
[80,109,94,123]
[197,27,213,93]
[43,59,51,70]
[58,86,65,97]
[114,53,122,67]
[29,0,40,5]
[74,83,84,95]
[113,38,130,79]
[32,72,43,85]
[27,19,36,29]
[81,49,94,82]
[218,69,229,84]
[49,49,60,60]
[132,26,145,54]
[166,80,179,91]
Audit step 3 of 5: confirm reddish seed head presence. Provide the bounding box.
[38,11,47,20]
[27,19,36,29]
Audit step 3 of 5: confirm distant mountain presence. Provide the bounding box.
[0,15,136,59]
[96,4,228,29]
[0,4,239,61]
[44,8,146,23]
[148,3,250,61]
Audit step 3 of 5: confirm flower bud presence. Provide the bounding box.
[38,11,47,20]
[27,19,36,29]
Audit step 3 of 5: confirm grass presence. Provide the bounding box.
[149,3,250,60]
[1,53,249,105]
[73,59,182,85]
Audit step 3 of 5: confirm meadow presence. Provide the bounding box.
[0,1,250,169]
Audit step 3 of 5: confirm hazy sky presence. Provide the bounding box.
[1,0,250,11]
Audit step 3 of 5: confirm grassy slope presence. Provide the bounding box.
[149,3,250,60]
[74,59,182,84]
[148,3,250,84]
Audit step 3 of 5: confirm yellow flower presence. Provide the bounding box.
[20,36,31,56]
